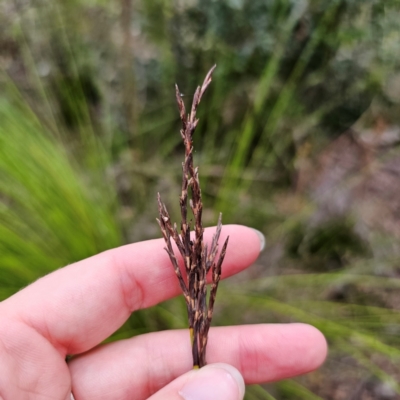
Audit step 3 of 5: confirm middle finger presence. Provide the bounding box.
[68,324,327,400]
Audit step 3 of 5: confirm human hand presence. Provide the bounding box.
[0,225,327,400]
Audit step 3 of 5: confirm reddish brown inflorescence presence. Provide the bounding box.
[157,65,228,368]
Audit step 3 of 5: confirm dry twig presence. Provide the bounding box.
[157,65,229,368]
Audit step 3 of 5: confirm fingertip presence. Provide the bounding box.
[217,225,263,277]
[179,364,244,400]
[286,323,328,372]
[223,323,328,383]
[297,323,328,369]
[249,228,266,252]
[195,364,245,399]
[151,363,245,400]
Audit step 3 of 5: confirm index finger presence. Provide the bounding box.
[0,225,262,355]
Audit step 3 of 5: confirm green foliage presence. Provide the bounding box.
[275,380,324,400]
[286,217,369,270]
[0,90,122,292]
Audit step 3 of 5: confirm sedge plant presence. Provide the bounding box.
[157,65,228,368]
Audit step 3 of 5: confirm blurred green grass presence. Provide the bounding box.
[1,0,400,398]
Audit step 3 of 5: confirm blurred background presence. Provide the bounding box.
[1,0,400,398]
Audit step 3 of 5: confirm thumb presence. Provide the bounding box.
[148,363,245,400]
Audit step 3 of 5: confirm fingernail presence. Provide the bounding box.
[251,228,265,252]
[179,363,245,400]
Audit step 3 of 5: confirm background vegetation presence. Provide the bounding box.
[1,0,400,398]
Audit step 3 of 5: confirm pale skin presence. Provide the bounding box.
[0,225,327,400]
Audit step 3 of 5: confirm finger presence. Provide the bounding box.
[0,318,71,400]
[0,225,262,355]
[68,324,327,400]
[148,363,245,400]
